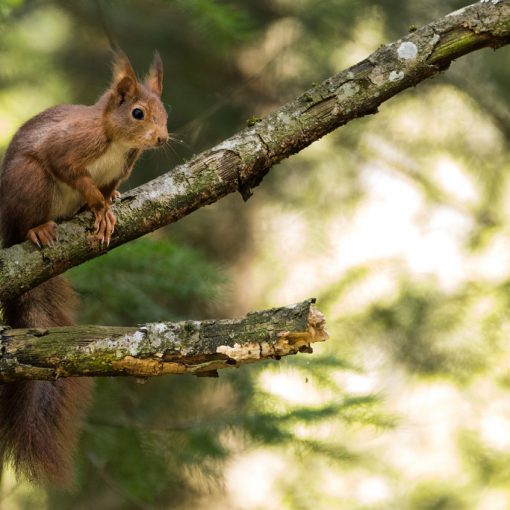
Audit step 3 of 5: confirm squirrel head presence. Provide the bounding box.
[104,52,168,150]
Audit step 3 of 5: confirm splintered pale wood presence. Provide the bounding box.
[0,299,327,382]
[1,1,510,301]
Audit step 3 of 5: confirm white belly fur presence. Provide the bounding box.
[50,143,129,219]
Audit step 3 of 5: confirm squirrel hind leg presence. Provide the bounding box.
[26,221,58,248]
[0,155,53,248]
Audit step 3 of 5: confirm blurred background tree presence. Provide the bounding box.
[2,0,510,508]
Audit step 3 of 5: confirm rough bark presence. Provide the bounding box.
[0,299,326,382]
[1,1,510,301]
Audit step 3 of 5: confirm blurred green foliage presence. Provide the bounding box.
[2,0,510,509]
[68,237,225,324]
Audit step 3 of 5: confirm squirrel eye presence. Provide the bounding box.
[132,108,144,120]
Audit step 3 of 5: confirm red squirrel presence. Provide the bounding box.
[0,52,168,485]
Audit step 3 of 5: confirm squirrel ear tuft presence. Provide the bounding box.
[111,51,138,102]
[144,51,163,97]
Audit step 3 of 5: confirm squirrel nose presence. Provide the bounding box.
[156,136,168,146]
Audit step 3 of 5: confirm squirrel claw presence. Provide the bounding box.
[94,208,116,247]
[110,190,121,203]
[27,221,58,249]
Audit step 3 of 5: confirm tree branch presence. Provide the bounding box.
[1,1,510,301]
[0,299,327,382]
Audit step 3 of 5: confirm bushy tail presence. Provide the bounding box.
[0,276,91,486]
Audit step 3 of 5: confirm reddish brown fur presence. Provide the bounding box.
[0,52,167,485]
[0,278,91,485]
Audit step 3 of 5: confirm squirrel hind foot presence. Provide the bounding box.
[110,190,121,202]
[26,221,58,248]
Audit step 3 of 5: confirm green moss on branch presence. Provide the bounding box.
[1,1,510,302]
[0,299,327,382]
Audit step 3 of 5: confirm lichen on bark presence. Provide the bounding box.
[0,299,327,381]
[1,1,510,302]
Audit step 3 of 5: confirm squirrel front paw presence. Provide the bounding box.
[94,207,116,246]
[27,221,58,248]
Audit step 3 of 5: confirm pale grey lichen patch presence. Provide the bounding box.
[389,70,405,82]
[152,323,167,335]
[143,322,180,351]
[132,330,145,341]
[398,41,418,60]
[277,111,292,125]
[175,164,195,185]
[430,33,441,46]
[126,330,146,355]
[82,320,204,360]
[243,135,265,155]
[338,81,360,98]
[133,172,190,203]
[81,332,146,358]
[480,0,502,4]
[79,324,183,359]
[214,137,241,152]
